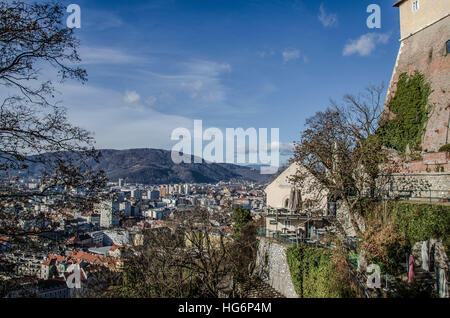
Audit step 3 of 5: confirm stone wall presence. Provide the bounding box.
[255,238,298,298]
[384,172,450,202]
[385,15,450,153]
[402,152,450,172]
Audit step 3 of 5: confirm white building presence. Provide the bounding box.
[97,200,119,228]
[102,230,130,246]
[184,184,191,195]
[131,188,142,200]
[264,162,328,213]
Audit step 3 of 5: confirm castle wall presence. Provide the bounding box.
[385,14,450,154]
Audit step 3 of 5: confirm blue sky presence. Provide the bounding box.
[50,0,401,164]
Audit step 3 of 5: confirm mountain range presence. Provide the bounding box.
[88,148,272,185]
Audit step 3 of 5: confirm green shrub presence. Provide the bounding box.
[286,246,353,298]
[439,144,450,153]
[389,202,450,253]
[377,71,431,153]
[286,247,303,297]
[232,206,252,238]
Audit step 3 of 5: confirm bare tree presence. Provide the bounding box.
[291,84,399,237]
[0,0,106,288]
[0,0,107,230]
[115,208,259,298]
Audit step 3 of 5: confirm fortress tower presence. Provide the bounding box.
[386,0,449,166]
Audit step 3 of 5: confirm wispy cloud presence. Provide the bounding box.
[259,49,307,64]
[84,9,124,31]
[282,49,301,63]
[141,59,232,108]
[318,4,338,28]
[343,33,391,56]
[237,141,294,157]
[181,80,203,91]
[51,83,194,150]
[124,90,141,103]
[257,50,276,58]
[79,46,148,65]
[145,96,157,106]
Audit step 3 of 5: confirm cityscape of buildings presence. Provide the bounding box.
[0,0,448,301]
[0,176,269,297]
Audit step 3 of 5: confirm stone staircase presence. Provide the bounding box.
[240,279,285,298]
[413,268,436,286]
[401,262,440,293]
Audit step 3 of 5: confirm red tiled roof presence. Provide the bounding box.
[109,245,124,252]
[69,250,101,264]
[42,254,66,266]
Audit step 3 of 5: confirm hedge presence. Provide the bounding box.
[389,202,450,252]
[286,246,353,298]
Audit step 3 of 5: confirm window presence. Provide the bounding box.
[446,40,450,55]
[284,220,291,228]
[412,0,420,13]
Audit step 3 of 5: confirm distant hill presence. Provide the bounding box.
[90,148,271,185]
[11,148,272,184]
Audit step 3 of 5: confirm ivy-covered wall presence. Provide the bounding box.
[377,71,431,154]
[389,202,450,252]
[286,246,353,298]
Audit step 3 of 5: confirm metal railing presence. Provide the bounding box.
[257,227,330,248]
[381,189,450,204]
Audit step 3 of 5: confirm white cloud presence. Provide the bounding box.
[51,83,194,150]
[343,33,391,56]
[278,142,295,156]
[318,4,338,27]
[282,49,301,63]
[124,90,141,103]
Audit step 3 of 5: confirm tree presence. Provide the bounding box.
[232,206,252,239]
[110,208,261,298]
[291,84,398,238]
[118,209,234,298]
[0,0,106,288]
